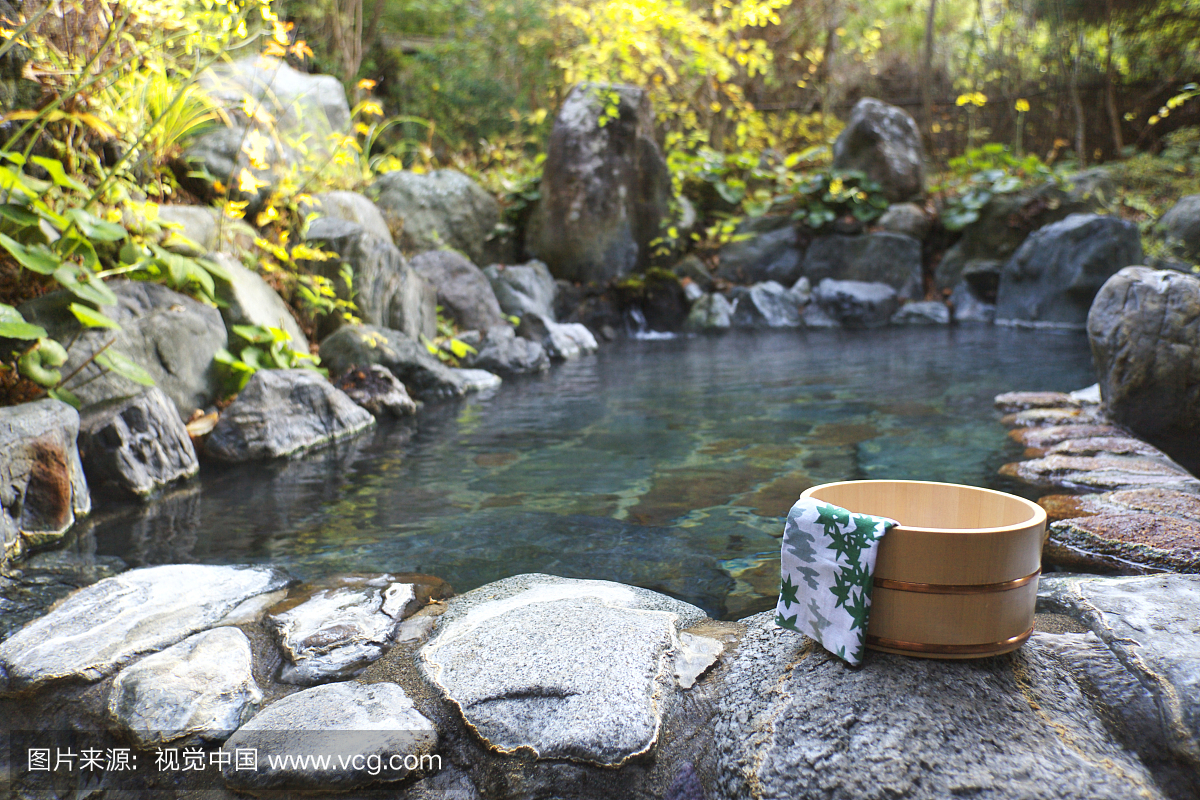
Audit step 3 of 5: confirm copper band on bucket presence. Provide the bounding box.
[866,625,1035,655]
[872,568,1041,595]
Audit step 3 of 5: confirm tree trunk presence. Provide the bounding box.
[922,0,937,147]
[1071,28,1086,167]
[1104,0,1124,157]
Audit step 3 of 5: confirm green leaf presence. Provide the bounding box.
[47,387,81,408]
[94,349,155,386]
[186,259,215,299]
[54,264,118,307]
[231,324,275,344]
[198,256,232,282]
[448,338,477,358]
[65,208,127,242]
[0,302,23,324]
[69,302,120,330]
[0,320,47,339]
[0,203,41,227]
[57,233,99,270]
[0,233,60,274]
[30,156,88,192]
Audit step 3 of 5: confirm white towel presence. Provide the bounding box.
[775,497,898,665]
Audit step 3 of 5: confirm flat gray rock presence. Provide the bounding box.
[268,578,418,684]
[206,369,374,461]
[77,387,198,499]
[222,681,437,791]
[708,612,1166,800]
[420,574,706,766]
[891,300,950,325]
[515,314,598,360]
[108,626,262,747]
[0,564,290,692]
[0,399,90,570]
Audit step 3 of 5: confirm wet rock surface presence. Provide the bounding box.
[78,387,198,498]
[107,626,262,747]
[0,399,90,568]
[515,313,599,360]
[890,300,950,325]
[812,278,899,328]
[205,369,375,461]
[685,292,734,331]
[728,281,802,328]
[0,564,290,692]
[267,574,426,684]
[484,260,558,321]
[462,325,550,375]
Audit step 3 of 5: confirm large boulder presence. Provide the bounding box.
[936,177,1109,291]
[107,626,261,747]
[1156,194,1200,263]
[210,253,308,350]
[526,83,671,283]
[832,98,925,203]
[310,190,394,243]
[812,278,899,328]
[995,213,1143,327]
[1088,266,1200,456]
[0,564,291,693]
[0,399,90,569]
[684,292,734,332]
[319,324,480,400]
[155,205,255,257]
[186,56,350,205]
[368,169,500,265]
[205,369,375,461]
[714,216,803,285]
[77,387,198,499]
[303,216,437,342]
[19,281,227,419]
[728,282,802,328]
[411,250,506,331]
[485,260,558,321]
[801,232,924,299]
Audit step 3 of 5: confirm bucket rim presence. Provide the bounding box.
[799,479,1047,535]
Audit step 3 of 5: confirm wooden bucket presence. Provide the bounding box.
[800,480,1046,659]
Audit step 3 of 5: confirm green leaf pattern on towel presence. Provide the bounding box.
[775,498,897,665]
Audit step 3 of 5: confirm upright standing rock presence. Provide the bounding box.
[526,84,671,284]
[411,250,506,332]
[832,98,925,203]
[1088,266,1200,461]
[0,400,90,569]
[1156,194,1200,263]
[368,170,500,265]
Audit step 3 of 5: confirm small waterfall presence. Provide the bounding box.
[625,307,676,340]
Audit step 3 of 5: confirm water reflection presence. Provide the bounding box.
[90,327,1095,618]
